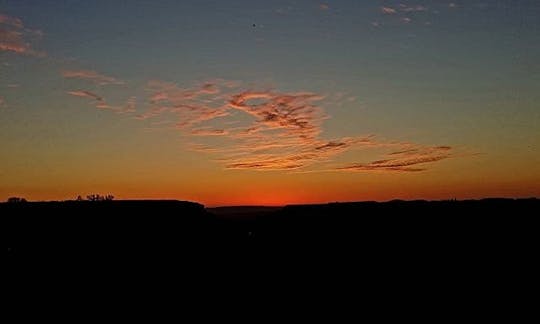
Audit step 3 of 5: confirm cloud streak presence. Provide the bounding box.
[67,90,103,102]
[67,90,137,115]
[62,70,124,85]
[336,146,453,172]
[381,7,397,15]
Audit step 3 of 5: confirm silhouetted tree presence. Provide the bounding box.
[87,194,101,201]
[86,194,114,201]
[76,195,84,201]
[7,197,27,203]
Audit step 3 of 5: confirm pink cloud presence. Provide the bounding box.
[135,106,168,120]
[381,7,397,14]
[132,79,457,172]
[319,4,329,11]
[336,146,453,172]
[0,96,5,107]
[399,5,428,13]
[67,90,103,102]
[0,13,44,56]
[140,79,232,125]
[0,29,30,54]
[67,90,137,115]
[0,14,23,29]
[62,70,124,85]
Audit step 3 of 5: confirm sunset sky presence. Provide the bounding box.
[1,0,539,206]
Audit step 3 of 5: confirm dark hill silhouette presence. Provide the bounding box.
[4,200,252,265]
[5,198,538,266]
[6,198,538,299]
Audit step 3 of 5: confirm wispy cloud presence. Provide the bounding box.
[62,70,124,85]
[190,128,229,136]
[319,3,329,11]
[381,7,397,15]
[228,91,325,140]
[0,14,23,29]
[67,90,137,115]
[0,12,44,56]
[132,80,457,172]
[66,77,455,173]
[399,5,428,13]
[401,17,412,24]
[336,145,453,172]
[376,3,458,27]
[138,79,231,125]
[67,90,103,102]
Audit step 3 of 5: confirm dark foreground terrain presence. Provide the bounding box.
[5,198,538,307]
[6,197,538,253]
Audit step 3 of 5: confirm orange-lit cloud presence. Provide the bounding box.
[64,77,455,173]
[130,79,457,172]
[0,13,23,28]
[140,79,231,126]
[190,128,228,136]
[0,13,44,56]
[336,145,453,172]
[67,90,103,102]
[62,70,124,85]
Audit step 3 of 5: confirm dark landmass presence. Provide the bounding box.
[208,206,283,220]
[5,198,538,269]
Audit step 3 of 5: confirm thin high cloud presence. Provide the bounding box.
[336,146,453,172]
[133,79,455,172]
[62,70,124,85]
[0,14,23,28]
[376,2,458,26]
[67,90,103,102]
[381,7,397,15]
[67,90,136,114]
[137,79,232,125]
[191,128,229,136]
[399,5,428,13]
[0,12,44,56]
